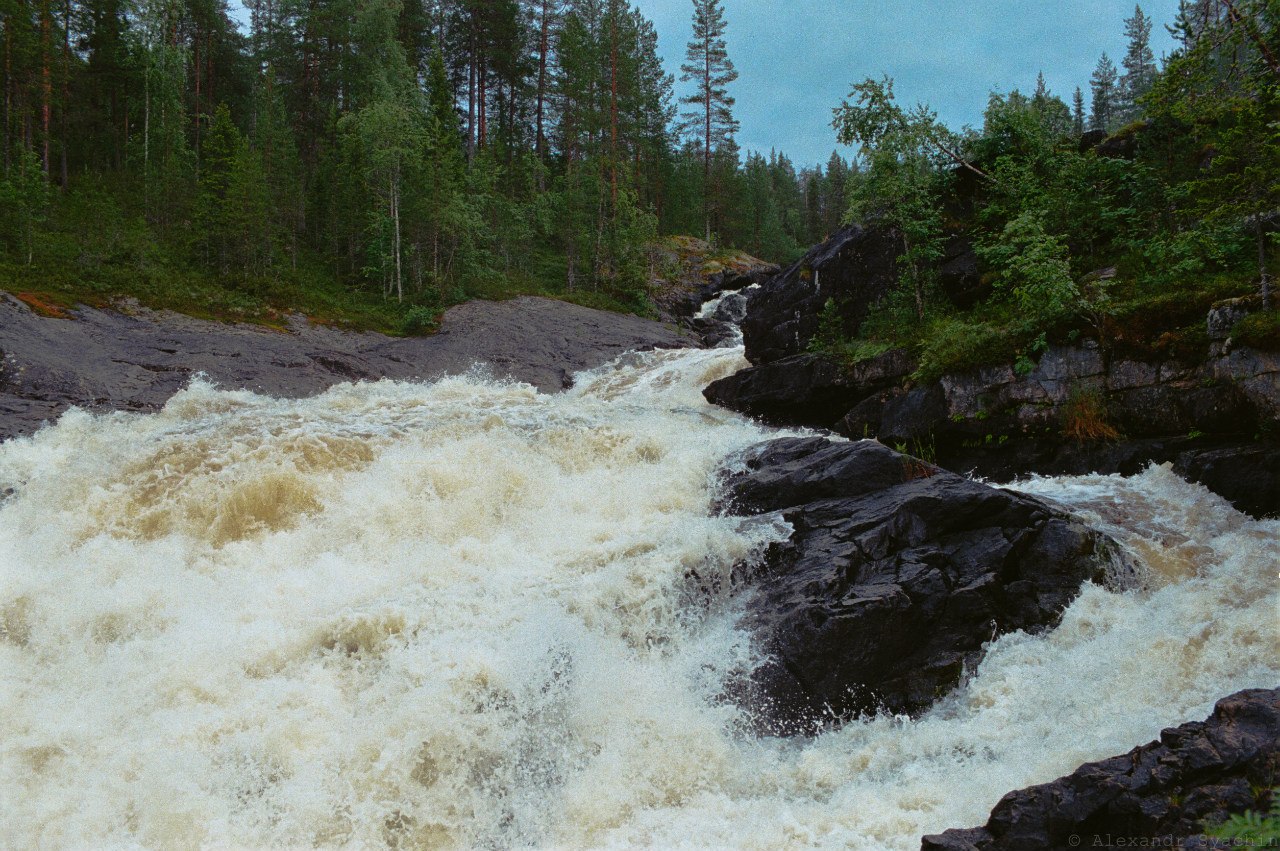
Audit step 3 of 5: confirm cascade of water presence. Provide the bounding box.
[1,334,1275,849]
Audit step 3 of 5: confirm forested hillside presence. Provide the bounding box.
[820,0,1278,374]
[0,0,846,330]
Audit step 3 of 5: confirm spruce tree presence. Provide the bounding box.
[1119,5,1157,121]
[1090,53,1119,132]
[1072,86,1086,136]
[678,0,738,242]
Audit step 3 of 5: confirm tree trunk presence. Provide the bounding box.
[194,32,202,178]
[535,0,550,163]
[466,33,475,159]
[144,60,150,208]
[60,0,69,187]
[1221,0,1280,79]
[393,170,402,303]
[478,54,487,150]
[609,13,619,209]
[3,11,11,177]
[40,0,51,174]
[1261,219,1273,312]
[703,34,711,243]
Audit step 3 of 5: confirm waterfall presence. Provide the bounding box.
[1,343,1276,849]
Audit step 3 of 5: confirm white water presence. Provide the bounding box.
[1,344,1276,850]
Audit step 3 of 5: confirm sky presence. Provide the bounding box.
[230,0,1185,170]
[643,0,1184,168]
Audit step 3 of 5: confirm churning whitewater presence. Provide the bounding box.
[1,344,1277,850]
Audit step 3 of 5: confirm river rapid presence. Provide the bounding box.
[1,341,1277,850]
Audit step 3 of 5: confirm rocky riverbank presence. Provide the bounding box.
[0,293,694,441]
[702,227,1280,517]
[923,688,1280,851]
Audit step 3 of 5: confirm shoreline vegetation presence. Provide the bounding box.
[3,1,1274,378]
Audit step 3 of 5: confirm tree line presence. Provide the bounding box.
[828,0,1276,368]
[0,0,845,323]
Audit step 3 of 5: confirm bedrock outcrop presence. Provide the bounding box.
[704,225,1280,516]
[921,688,1280,851]
[718,436,1130,731]
[0,294,694,440]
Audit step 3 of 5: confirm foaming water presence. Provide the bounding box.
[1,346,1276,849]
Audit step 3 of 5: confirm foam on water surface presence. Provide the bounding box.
[1,346,1276,849]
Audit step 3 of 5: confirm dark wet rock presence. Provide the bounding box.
[712,292,750,324]
[665,270,758,320]
[921,688,1280,851]
[1210,345,1280,422]
[742,224,900,365]
[1095,123,1147,160]
[703,349,915,428]
[719,437,1125,730]
[879,384,950,443]
[688,316,740,349]
[1107,381,1255,438]
[1173,444,1280,518]
[652,249,778,323]
[704,311,1277,515]
[939,437,1279,519]
[0,294,694,441]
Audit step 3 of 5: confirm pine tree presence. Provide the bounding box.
[678,0,737,242]
[1090,52,1119,132]
[1072,86,1086,135]
[1119,5,1157,121]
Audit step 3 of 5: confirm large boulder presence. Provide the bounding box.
[922,688,1280,851]
[742,224,900,365]
[719,437,1128,731]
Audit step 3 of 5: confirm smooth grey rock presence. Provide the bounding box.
[0,294,694,440]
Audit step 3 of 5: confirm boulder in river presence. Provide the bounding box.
[921,687,1280,851]
[719,437,1131,731]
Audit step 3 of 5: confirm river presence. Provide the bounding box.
[1,339,1276,849]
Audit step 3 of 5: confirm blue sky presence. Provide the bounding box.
[643,0,1183,168]
[231,0,1183,170]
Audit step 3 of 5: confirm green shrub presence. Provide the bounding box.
[914,317,1022,382]
[1235,310,1280,351]
[1206,790,1280,846]
[400,306,440,336]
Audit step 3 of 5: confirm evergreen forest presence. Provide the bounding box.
[0,0,846,329]
[0,0,1276,350]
